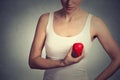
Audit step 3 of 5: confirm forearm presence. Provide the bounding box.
[29,57,65,70]
[96,59,120,80]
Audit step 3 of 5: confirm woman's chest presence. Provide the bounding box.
[53,19,85,37]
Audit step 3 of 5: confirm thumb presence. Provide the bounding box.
[68,47,73,56]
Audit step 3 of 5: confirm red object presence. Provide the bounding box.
[72,43,84,57]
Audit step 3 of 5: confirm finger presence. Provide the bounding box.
[74,51,85,62]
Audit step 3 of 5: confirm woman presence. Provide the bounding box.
[29,0,120,80]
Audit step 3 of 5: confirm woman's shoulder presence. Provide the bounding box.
[90,14,106,28]
[35,12,50,31]
[89,13,108,37]
[81,10,104,25]
[39,12,50,21]
[36,12,51,28]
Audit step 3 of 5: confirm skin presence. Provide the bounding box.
[29,0,120,79]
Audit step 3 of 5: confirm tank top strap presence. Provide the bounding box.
[83,14,92,32]
[46,12,54,32]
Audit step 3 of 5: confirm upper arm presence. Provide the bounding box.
[29,13,49,59]
[92,16,120,60]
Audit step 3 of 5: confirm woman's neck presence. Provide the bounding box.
[60,8,83,22]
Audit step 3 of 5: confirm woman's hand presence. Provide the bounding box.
[62,47,85,66]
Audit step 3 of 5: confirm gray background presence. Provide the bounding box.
[0,0,120,80]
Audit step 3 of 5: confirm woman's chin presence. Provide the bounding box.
[65,9,75,13]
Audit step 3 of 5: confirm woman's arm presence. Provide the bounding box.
[29,13,83,70]
[29,13,64,69]
[92,16,120,80]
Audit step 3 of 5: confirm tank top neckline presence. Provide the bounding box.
[50,12,91,39]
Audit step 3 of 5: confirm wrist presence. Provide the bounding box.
[59,60,67,67]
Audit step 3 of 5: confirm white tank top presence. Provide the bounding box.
[44,12,92,80]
